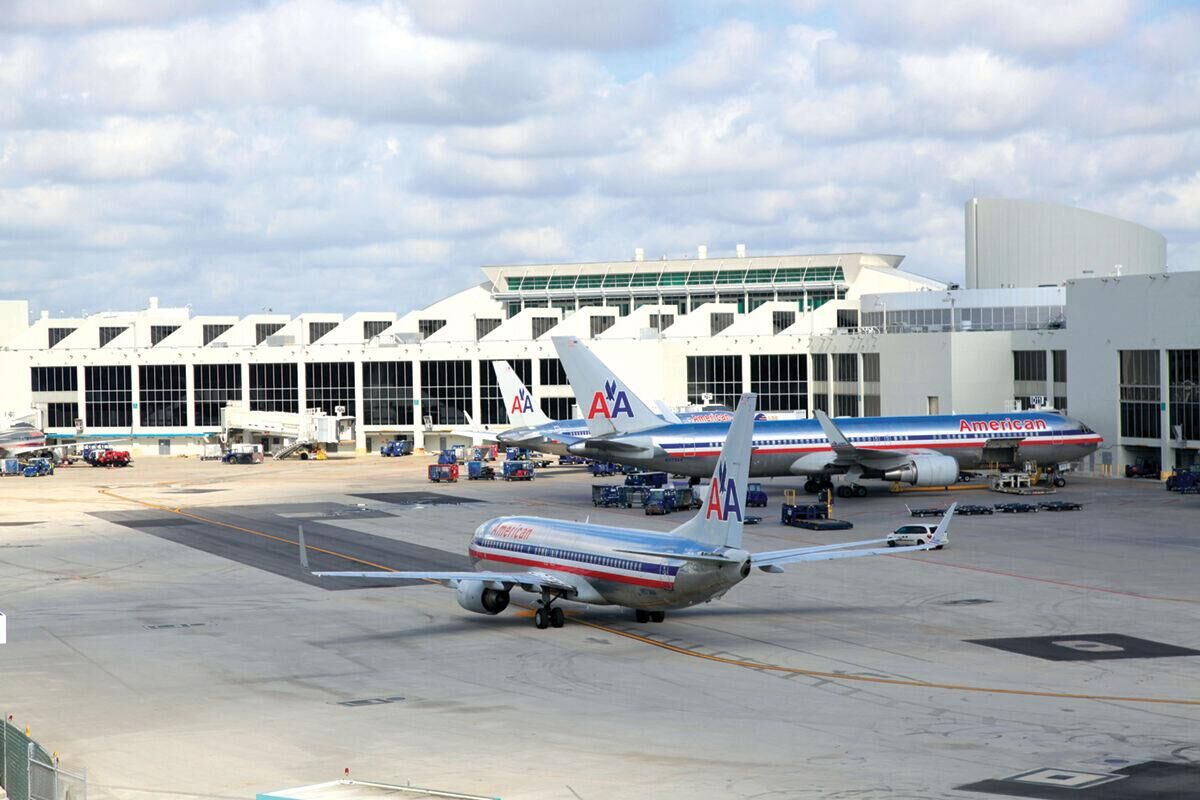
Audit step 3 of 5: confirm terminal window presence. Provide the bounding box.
[481,359,532,425]
[710,313,734,335]
[150,325,179,346]
[305,362,355,417]
[203,324,232,346]
[540,358,568,386]
[84,365,132,428]
[589,316,615,337]
[194,364,242,427]
[31,366,77,393]
[863,353,881,417]
[139,364,187,427]
[418,319,446,340]
[1169,349,1200,441]
[249,363,299,413]
[540,397,575,421]
[48,327,75,348]
[363,361,413,426]
[255,322,284,345]
[421,360,471,425]
[531,317,558,338]
[308,321,337,343]
[750,355,807,413]
[99,326,127,347]
[46,402,78,429]
[1119,350,1161,439]
[772,311,795,334]
[475,318,501,340]
[687,355,742,409]
[363,320,391,340]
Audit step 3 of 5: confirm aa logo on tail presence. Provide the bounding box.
[587,379,634,419]
[705,459,742,521]
[510,388,534,414]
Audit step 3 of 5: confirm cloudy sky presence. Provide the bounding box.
[1,0,1197,317]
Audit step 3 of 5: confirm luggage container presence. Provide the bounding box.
[428,463,459,483]
[625,471,668,489]
[467,461,496,480]
[502,461,534,481]
[643,487,679,515]
[1,458,21,476]
[746,482,768,507]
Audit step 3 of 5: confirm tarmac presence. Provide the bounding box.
[0,455,1197,799]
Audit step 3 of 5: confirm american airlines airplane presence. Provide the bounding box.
[456,361,734,458]
[301,394,954,628]
[0,415,128,461]
[552,336,1102,496]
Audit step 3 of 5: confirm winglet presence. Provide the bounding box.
[814,409,856,455]
[654,400,683,425]
[298,524,310,571]
[930,503,956,547]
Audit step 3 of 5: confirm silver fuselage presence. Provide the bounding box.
[470,516,748,610]
[572,412,1102,478]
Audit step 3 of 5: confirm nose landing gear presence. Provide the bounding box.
[533,589,566,629]
[634,609,666,623]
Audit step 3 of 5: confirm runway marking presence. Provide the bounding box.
[98,488,1200,708]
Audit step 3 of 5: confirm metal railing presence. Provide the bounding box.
[2,715,86,800]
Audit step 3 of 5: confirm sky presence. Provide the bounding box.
[0,0,1197,317]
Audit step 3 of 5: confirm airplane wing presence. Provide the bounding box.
[42,438,132,455]
[752,504,955,571]
[812,410,934,469]
[297,527,577,595]
[448,412,500,442]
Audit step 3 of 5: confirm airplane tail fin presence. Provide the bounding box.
[493,361,551,427]
[551,336,664,437]
[670,393,757,550]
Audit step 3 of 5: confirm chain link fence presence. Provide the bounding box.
[1,715,86,800]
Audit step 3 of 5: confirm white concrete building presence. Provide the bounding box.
[1,200,1196,476]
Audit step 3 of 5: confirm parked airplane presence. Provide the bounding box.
[0,419,127,461]
[456,361,735,458]
[300,394,955,628]
[552,336,1101,495]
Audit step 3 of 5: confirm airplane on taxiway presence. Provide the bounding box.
[299,393,954,629]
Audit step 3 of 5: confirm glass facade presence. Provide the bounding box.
[861,305,1066,333]
[203,324,232,345]
[85,365,132,427]
[811,354,829,414]
[31,366,77,392]
[540,397,575,421]
[150,325,179,346]
[833,353,859,417]
[256,322,284,344]
[46,402,78,428]
[363,361,413,426]
[139,364,187,427]
[687,355,742,408]
[1119,350,1160,439]
[305,362,355,416]
[505,265,845,291]
[421,360,471,425]
[1168,349,1199,441]
[863,353,881,417]
[750,355,806,413]
[193,364,242,427]
[540,358,568,386]
[481,359,532,425]
[249,363,298,412]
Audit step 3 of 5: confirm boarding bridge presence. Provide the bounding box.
[219,402,355,459]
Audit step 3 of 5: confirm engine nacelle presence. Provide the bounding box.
[882,454,959,487]
[455,581,511,615]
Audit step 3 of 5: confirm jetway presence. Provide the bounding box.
[219,402,355,459]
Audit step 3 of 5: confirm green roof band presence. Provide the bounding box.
[505,267,844,291]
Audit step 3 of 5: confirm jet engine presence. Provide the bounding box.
[882,454,959,486]
[455,581,511,615]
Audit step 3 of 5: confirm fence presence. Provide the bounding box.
[1,715,86,800]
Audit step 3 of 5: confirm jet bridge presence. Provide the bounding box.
[219,401,355,459]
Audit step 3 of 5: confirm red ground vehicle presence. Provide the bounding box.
[95,450,132,467]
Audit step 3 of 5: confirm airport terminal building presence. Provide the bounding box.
[1,198,1196,475]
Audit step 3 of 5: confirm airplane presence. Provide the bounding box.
[454,361,737,458]
[552,335,1102,496]
[0,417,128,461]
[299,393,955,629]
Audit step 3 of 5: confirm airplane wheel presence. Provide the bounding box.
[635,609,651,623]
[836,485,853,499]
[534,609,550,629]
[854,485,868,498]
[550,608,565,628]
[804,479,819,494]
[649,611,665,623]
[1053,476,1066,487]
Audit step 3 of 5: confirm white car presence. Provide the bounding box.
[887,523,946,549]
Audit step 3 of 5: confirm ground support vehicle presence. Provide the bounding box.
[2,458,21,476]
[437,450,457,465]
[467,461,496,480]
[643,488,679,515]
[380,440,412,457]
[888,523,946,549]
[559,455,587,466]
[589,461,619,477]
[22,458,54,477]
[505,447,531,461]
[955,504,994,515]
[1166,467,1200,493]
[428,464,459,483]
[906,504,948,517]
[502,461,535,481]
[1038,500,1082,511]
[994,502,1039,513]
[625,471,668,489]
[1125,458,1161,479]
[95,450,131,467]
[592,485,633,508]
[781,503,828,525]
[746,482,768,507]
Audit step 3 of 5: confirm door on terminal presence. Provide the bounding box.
[927,396,940,415]
[158,438,170,455]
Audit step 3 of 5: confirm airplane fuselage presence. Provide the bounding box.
[470,516,749,610]
[0,426,48,458]
[497,411,738,458]
[572,412,1102,479]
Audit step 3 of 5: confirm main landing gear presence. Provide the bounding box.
[634,609,666,623]
[804,478,833,494]
[533,589,566,629]
[836,484,868,498]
